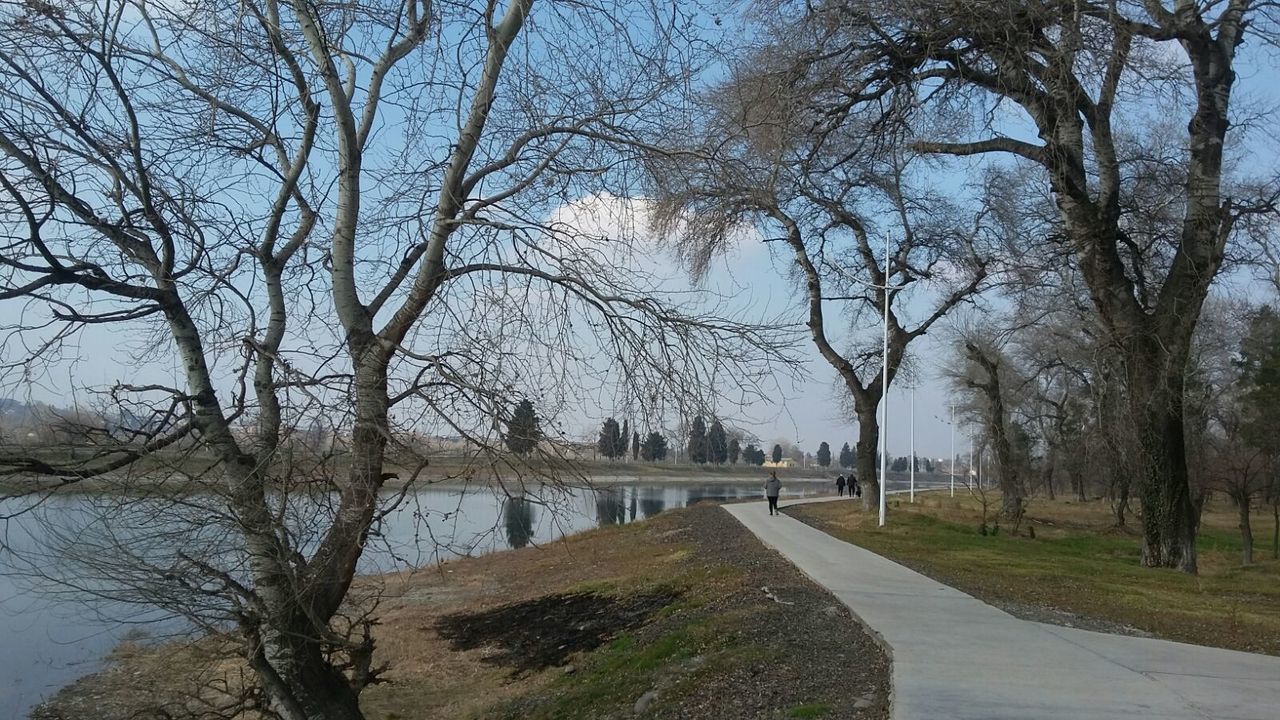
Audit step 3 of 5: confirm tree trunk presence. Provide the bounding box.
[855,407,880,513]
[1131,361,1199,573]
[256,626,365,720]
[1043,446,1056,500]
[1273,500,1278,560]
[1238,493,1254,566]
[964,342,1024,523]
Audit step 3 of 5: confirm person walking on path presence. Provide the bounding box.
[765,472,782,515]
[836,474,846,496]
[850,473,861,498]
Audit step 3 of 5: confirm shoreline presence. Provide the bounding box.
[30,504,891,720]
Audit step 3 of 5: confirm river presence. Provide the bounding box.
[2,476,928,718]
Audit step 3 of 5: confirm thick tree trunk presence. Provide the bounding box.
[256,627,365,720]
[855,408,880,513]
[248,353,389,720]
[1131,361,1199,573]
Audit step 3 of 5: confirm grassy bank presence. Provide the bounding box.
[36,505,888,720]
[790,493,1280,656]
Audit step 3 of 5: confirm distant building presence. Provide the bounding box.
[763,458,797,468]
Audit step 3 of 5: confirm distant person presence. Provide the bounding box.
[765,471,782,515]
[851,474,861,498]
[836,474,846,496]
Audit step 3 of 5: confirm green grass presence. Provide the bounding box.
[788,702,831,718]
[792,495,1280,656]
[497,619,720,720]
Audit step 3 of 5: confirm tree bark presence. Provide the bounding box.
[855,407,881,513]
[1126,349,1199,573]
[1238,493,1254,566]
[1043,447,1056,500]
[1273,500,1279,560]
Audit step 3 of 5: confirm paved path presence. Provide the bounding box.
[723,495,1280,720]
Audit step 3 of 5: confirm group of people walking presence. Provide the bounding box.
[835,473,861,498]
[762,471,861,516]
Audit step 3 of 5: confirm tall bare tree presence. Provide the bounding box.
[0,1,790,718]
[648,39,993,511]
[789,0,1280,571]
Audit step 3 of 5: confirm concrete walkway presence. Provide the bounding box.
[724,496,1280,720]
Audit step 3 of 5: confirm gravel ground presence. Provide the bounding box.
[641,505,890,720]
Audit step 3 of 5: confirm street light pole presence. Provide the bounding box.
[909,382,915,503]
[878,236,890,527]
[949,404,955,498]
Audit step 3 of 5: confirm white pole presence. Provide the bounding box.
[970,436,976,494]
[878,236,890,527]
[949,404,955,498]
[909,383,915,503]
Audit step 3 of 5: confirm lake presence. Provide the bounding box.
[2,476,918,718]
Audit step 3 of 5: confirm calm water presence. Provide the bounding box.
[0,478,852,718]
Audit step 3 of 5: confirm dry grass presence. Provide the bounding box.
[361,518,710,719]
[791,492,1280,656]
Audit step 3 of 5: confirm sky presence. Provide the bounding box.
[5,1,1280,466]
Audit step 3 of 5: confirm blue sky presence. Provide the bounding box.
[5,1,1280,464]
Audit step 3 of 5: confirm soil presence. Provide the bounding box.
[629,504,891,720]
[436,589,679,675]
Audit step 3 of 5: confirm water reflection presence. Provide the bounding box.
[594,487,627,525]
[639,488,665,518]
[685,485,742,506]
[502,496,536,549]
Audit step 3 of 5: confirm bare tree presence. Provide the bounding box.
[792,0,1280,572]
[950,326,1031,527]
[648,36,993,511]
[0,2,791,718]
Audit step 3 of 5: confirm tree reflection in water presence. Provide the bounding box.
[595,487,627,525]
[639,488,666,519]
[503,496,537,549]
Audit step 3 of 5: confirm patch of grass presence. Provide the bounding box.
[791,494,1280,656]
[788,702,830,718]
[499,618,720,720]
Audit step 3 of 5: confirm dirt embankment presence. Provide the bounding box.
[34,504,889,720]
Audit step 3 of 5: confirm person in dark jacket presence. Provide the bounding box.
[850,473,861,498]
[765,472,782,515]
[836,474,846,496]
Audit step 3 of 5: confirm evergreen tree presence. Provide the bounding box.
[707,419,729,464]
[924,457,934,473]
[816,441,831,467]
[728,438,741,464]
[689,416,709,464]
[743,443,763,465]
[597,418,623,460]
[641,431,668,462]
[838,442,854,468]
[771,444,783,463]
[1239,306,1280,452]
[632,431,641,461]
[620,419,630,459]
[505,399,541,456]
[891,455,909,472]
